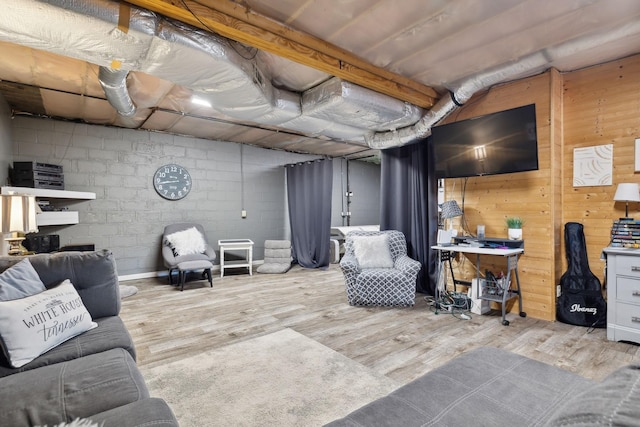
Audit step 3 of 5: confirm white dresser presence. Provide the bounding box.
[603,247,640,344]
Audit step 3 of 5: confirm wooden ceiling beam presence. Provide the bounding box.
[124,0,439,108]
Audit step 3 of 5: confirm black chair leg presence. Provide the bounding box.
[206,268,212,287]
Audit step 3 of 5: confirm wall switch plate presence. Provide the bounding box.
[241,210,247,218]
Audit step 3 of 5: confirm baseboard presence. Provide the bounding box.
[118,260,265,282]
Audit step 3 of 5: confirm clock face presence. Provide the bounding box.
[153,164,192,200]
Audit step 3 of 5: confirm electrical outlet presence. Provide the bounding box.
[241,210,247,218]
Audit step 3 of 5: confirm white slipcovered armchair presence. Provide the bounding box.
[340,230,421,307]
[162,223,216,290]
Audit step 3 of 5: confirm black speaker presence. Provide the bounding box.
[23,235,60,253]
[59,244,95,252]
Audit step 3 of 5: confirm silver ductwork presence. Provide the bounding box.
[367,19,640,149]
[366,51,549,149]
[0,0,423,142]
[2,0,638,150]
[98,67,136,117]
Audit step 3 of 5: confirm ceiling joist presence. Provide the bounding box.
[124,0,439,108]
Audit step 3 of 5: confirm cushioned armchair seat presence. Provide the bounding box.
[162,223,216,289]
[340,230,421,306]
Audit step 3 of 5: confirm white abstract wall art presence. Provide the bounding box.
[573,144,613,187]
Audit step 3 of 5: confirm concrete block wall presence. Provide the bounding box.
[8,116,380,276]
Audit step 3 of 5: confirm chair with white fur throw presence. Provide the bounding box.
[162,223,216,291]
[256,240,292,274]
[340,230,421,306]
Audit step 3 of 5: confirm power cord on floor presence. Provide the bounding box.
[425,290,473,320]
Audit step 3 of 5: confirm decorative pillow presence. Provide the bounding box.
[165,227,207,256]
[0,279,97,368]
[351,234,394,268]
[544,364,640,426]
[36,419,100,427]
[0,258,46,301]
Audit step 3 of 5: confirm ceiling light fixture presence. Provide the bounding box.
[191,97,212,108]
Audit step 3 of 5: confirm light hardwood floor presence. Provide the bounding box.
[119,264,640,385]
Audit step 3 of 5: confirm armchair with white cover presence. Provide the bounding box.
[162,223,216,290]
[340,230,422,306]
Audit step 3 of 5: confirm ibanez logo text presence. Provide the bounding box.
[570,304,597,315]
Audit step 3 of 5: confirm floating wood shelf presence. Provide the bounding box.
[1,186,96,226]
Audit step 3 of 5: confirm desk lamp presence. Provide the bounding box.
[440,200,463,237]
[1,193,39,255]
[613,183,640,220]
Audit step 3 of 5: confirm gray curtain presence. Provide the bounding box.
[286,158,333,269]
[380,140,439,295]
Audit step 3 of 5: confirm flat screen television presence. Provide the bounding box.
[431,104,538,179]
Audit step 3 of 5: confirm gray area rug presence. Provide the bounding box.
[141,328,399,426]
[119,285,138,299]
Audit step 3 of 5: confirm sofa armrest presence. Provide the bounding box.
[394,255,422,279]
[339,252,360,285]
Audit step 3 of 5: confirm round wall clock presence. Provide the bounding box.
[153,164,192,200]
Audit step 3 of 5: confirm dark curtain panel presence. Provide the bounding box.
[286,158,333,269]
[380,140,439,295]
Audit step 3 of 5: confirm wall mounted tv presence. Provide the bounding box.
[431,103,538,179]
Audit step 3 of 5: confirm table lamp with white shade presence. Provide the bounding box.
[613,183,640,221]
[0,193,39,255]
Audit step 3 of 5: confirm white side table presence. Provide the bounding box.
[218,239,254,278]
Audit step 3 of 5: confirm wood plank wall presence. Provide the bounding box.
[562,55,640,281]
[441,53,640,321]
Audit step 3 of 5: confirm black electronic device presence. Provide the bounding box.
[23,234,60,253]
[431,104,538,179]
[11,161,64,189]
[60,244,95,252]
[453,236,524,249]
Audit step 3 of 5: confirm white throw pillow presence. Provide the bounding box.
[0,258,46,301]
[352,234,394,268]
[0,279,97,368]
[165,227,207,256]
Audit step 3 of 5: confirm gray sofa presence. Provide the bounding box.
[0,250,178,427]
[327,346,640,426]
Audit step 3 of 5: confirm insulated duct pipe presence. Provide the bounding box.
[366,18,640,150]
[98,66,137,117]
[365,51,549,149]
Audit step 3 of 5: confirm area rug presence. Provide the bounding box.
[141,328,399,426]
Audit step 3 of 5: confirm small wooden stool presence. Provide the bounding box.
[175,260,213,291]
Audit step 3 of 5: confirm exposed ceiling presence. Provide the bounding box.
[0,0,639,161]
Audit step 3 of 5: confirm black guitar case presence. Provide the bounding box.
[557,222,606,327]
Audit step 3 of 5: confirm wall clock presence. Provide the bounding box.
[153,164,192,200]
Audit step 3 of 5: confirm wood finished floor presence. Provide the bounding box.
[119,264,640,385]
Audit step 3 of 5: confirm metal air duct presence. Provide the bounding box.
[98,67,136,117]
[367,19,640,150]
